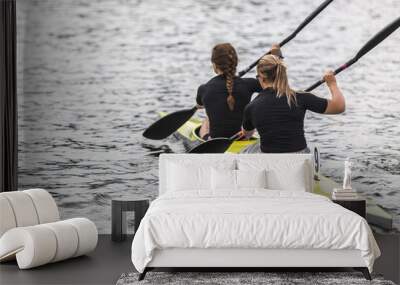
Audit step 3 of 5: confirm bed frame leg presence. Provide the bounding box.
[138,268,148,281]
[354,267,371,280]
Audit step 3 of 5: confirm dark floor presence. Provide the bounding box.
[0,235,134,285]
[373,231,400,284]
[1,233,399,285]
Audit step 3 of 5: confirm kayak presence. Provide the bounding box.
[159,112,258,153]
[159,112,394,231]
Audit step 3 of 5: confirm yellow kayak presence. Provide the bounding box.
[160,112,257,153]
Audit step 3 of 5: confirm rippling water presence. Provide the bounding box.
[16,0,400,233]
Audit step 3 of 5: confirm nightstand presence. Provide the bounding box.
[332,199,366,218]
[111,199,150,242]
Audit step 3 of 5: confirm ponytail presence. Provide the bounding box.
[257,55,296,107]
[211,43,238,111]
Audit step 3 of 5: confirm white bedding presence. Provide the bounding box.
[131,190,380,273]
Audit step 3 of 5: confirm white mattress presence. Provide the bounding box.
[131,190,380,273]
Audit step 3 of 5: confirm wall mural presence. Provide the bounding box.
[17,0,400,233]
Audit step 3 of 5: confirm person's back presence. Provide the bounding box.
[241,54,345,153]
[197,75,259,138]
[243,88,327,152]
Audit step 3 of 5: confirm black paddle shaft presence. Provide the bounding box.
[305,16,400,92]
[238,0,335,77]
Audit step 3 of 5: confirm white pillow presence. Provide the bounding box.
[211,168,236,190]
[237,156,312,192]
[236,169,267,189]
[167,160,235,192]
[267,162,308,192]
[167,163,210,191]
[211,168,267,191]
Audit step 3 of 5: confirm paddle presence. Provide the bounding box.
[238,0,335,77]
[143,0,334,140]
[188,133,242,154]
[142,106,197,140]
[305,16,400,91]
[190,16,400,154]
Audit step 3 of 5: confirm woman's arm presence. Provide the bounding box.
[323,70,346,114]
[241,105,256,139]
[196,85,206,109]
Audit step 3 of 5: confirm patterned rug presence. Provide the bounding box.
[116,271,395,285]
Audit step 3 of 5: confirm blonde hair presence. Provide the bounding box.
[211,43,238,111]
[257,54,296,106]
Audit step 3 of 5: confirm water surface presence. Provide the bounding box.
[16,0,400,233]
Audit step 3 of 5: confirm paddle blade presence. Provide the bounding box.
[143,107,197,140]
[356,17,400,60]
[188,138,233,154]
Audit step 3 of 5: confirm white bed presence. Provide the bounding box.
[131,154,380,280]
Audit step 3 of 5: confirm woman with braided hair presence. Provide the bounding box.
[196,43,282,139]
[241,54,346,153]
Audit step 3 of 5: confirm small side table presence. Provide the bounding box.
[111,199,149,242]
[333,199,366,218]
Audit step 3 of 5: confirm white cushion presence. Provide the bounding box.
[166,160,235,192]
[0,226,57,269]
[0,192,39,227]
[159,154,314,194]
[63,218,98,257]
[236,169,267,189]
[23,189,59,223]
[237,154,312,192]
[0,196,17,237]
[42,221,79,262]
[168,163,211,191]
[159,154,236,194]
[0,189,60,238]
[267,164,307,191]
[211,169,267,191]
[211,168,236,190]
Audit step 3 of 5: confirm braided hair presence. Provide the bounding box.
[211,43,238,111]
